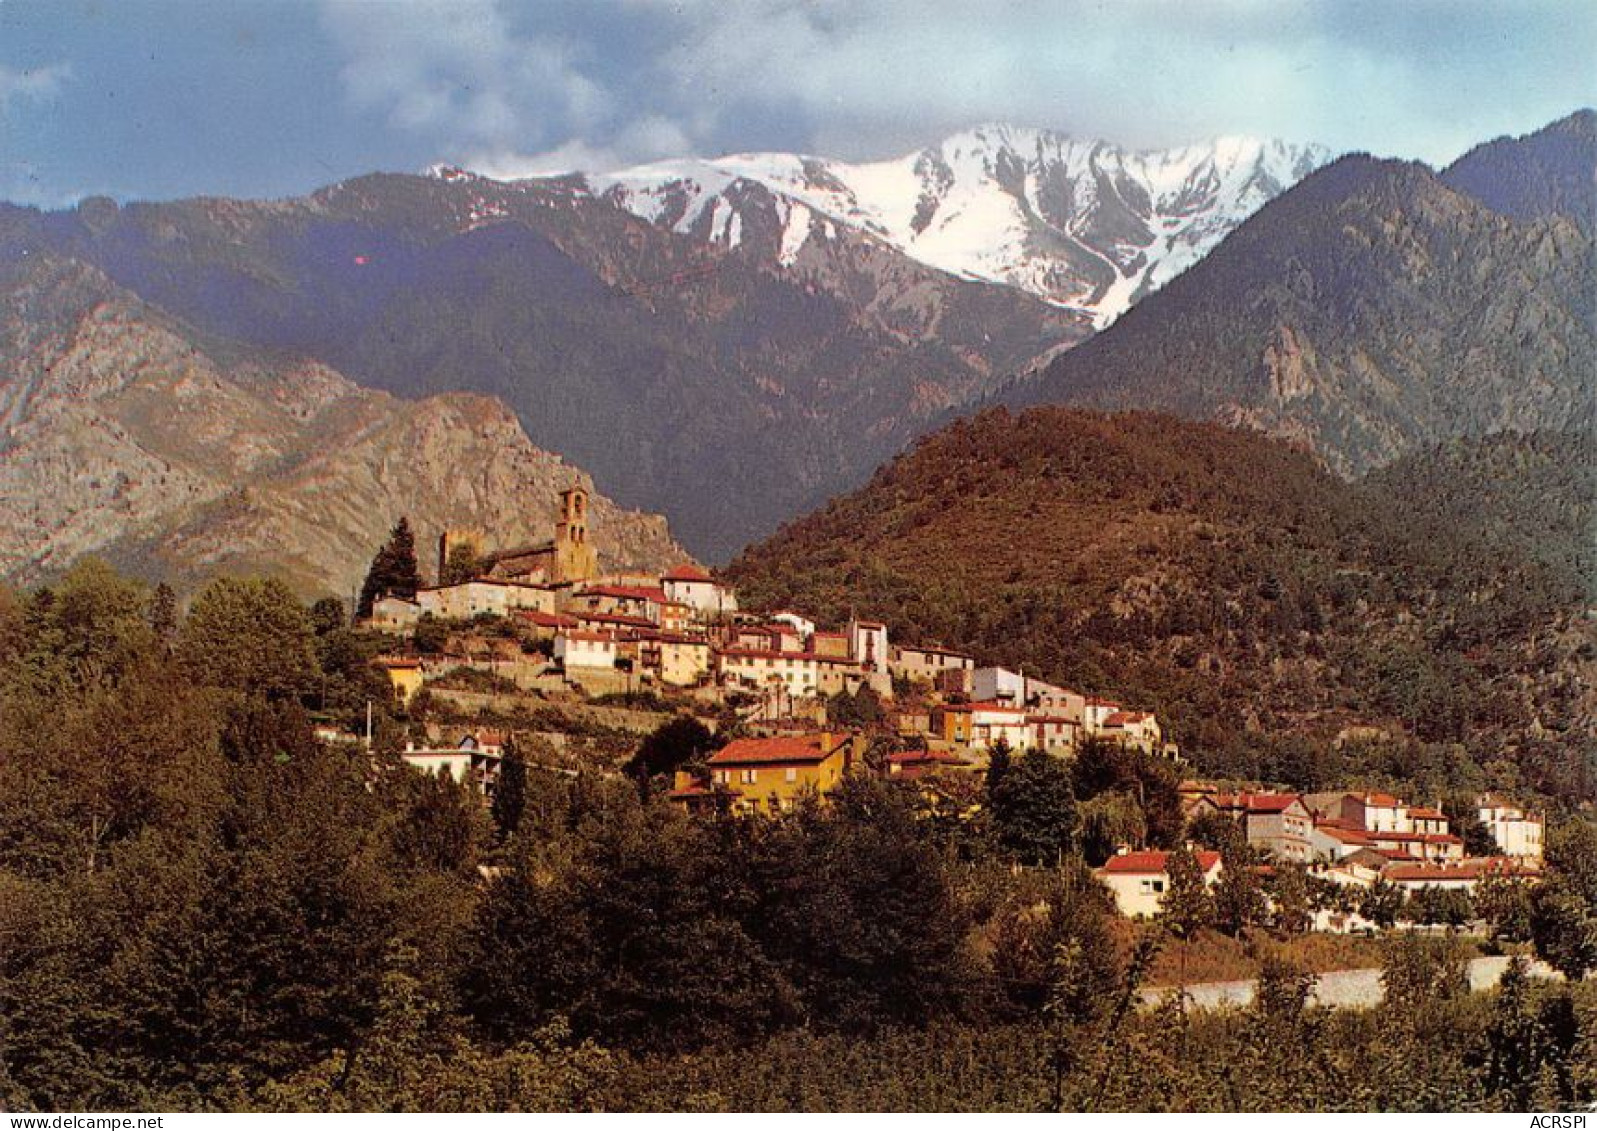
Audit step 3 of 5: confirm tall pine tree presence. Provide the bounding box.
[358,518,421,618]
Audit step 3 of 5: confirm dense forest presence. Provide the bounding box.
[1,559,1595,1111]
[726,412,1596,809]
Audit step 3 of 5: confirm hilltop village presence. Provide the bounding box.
[353,490,1549,929]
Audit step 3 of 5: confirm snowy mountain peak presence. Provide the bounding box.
[495,128,1332,328]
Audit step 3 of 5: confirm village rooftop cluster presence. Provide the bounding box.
[359,494,1548,926]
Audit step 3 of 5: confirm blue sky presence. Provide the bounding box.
[2,0,1593,206]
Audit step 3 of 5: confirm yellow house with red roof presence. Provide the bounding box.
[672,732,859,814]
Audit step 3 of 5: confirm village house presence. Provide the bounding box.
[516,608,578,643]
[932,701,1032,752]
[661,563,738,617]
[811,629,851,659]
[849,618,890,676]
[717,646,826,698]
[1027,714,1082,756]
[659,600,692,634]
[647,634,713,687]
[555,629,618,671]
[1407,805,1450,836]
[568,583,668,624]
[969,667,1083,718]
[1309,819,1376,861]
[1082,696,1125,734]
[891,644,978,688]
[369,595,422,631]
[375,655,424,705]
[885,746,974,779]
[675,732,859,815]
[399,730,505,796]
[1477,794,1545,860]
[573,610,656,636]
[417,578,556,620]
[1363,829,1465,864]
[1191,792,1315,862]
[1098,849,1223,918]
[1383,857,1537,898]
[770,610,817,639]
[1097,710,1164,753]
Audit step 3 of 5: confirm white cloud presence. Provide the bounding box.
[0,62,71,112]
[319,0,1596,175]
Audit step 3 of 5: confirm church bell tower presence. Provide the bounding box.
[554,486,597,583]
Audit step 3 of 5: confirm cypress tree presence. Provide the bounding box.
[358,518,421,618]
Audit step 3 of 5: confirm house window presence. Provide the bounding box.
[785,768,797,783]
[740,769,758,785]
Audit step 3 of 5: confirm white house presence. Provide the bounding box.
[1098,849,1223,919]
[1477,795,1545,860]
[770,610,817,640]
[400,732,503,796]
[1191,792,1315,862]
[555,629,618,670]
[662,564,738,617]
[849,618,890,672]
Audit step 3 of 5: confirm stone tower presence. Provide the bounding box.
[554,486,597,583]
[436,527,485,585]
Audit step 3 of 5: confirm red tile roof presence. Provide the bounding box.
[886,747,971,766]
[663,564,713,582]
[1384,858,1531,882]
[577,611,656,628]
[581,584,668,603]
[1210,791,1306,814]
[1315,825,1373,845]
[1102,850,1222,875]
[517,610,578,628]
[708,734,848,766]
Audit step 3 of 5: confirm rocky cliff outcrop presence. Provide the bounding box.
[0,257,688,597]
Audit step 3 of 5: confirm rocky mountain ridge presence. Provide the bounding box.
[998,111,1596,476]
[0,256,688,597]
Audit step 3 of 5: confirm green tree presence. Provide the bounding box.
[624,715,719,787]
[1381,932,1469,1011]
[1476,872,1534,943]
[1407,886,1474,928]
[358,518,421,618]
[1361,876,1405,929]
[1530,880,1597,981]
[1159,844,1213,942]
[412,613,449,655]
[1211,845,1265,936]
[987,749,1078,866]
[177,577,317,700]
[1269,863,1313,935]
[309,596,348,636]
[1530,820,1597,981]
[1186,808,1245,855]
[439,543,482,587]
[989,862,1120,1018]
[148,581,178,643]
[1075,790,1148,866]
[492,736,529,841]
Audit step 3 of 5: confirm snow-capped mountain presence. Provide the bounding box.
[578,126,1331,328]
